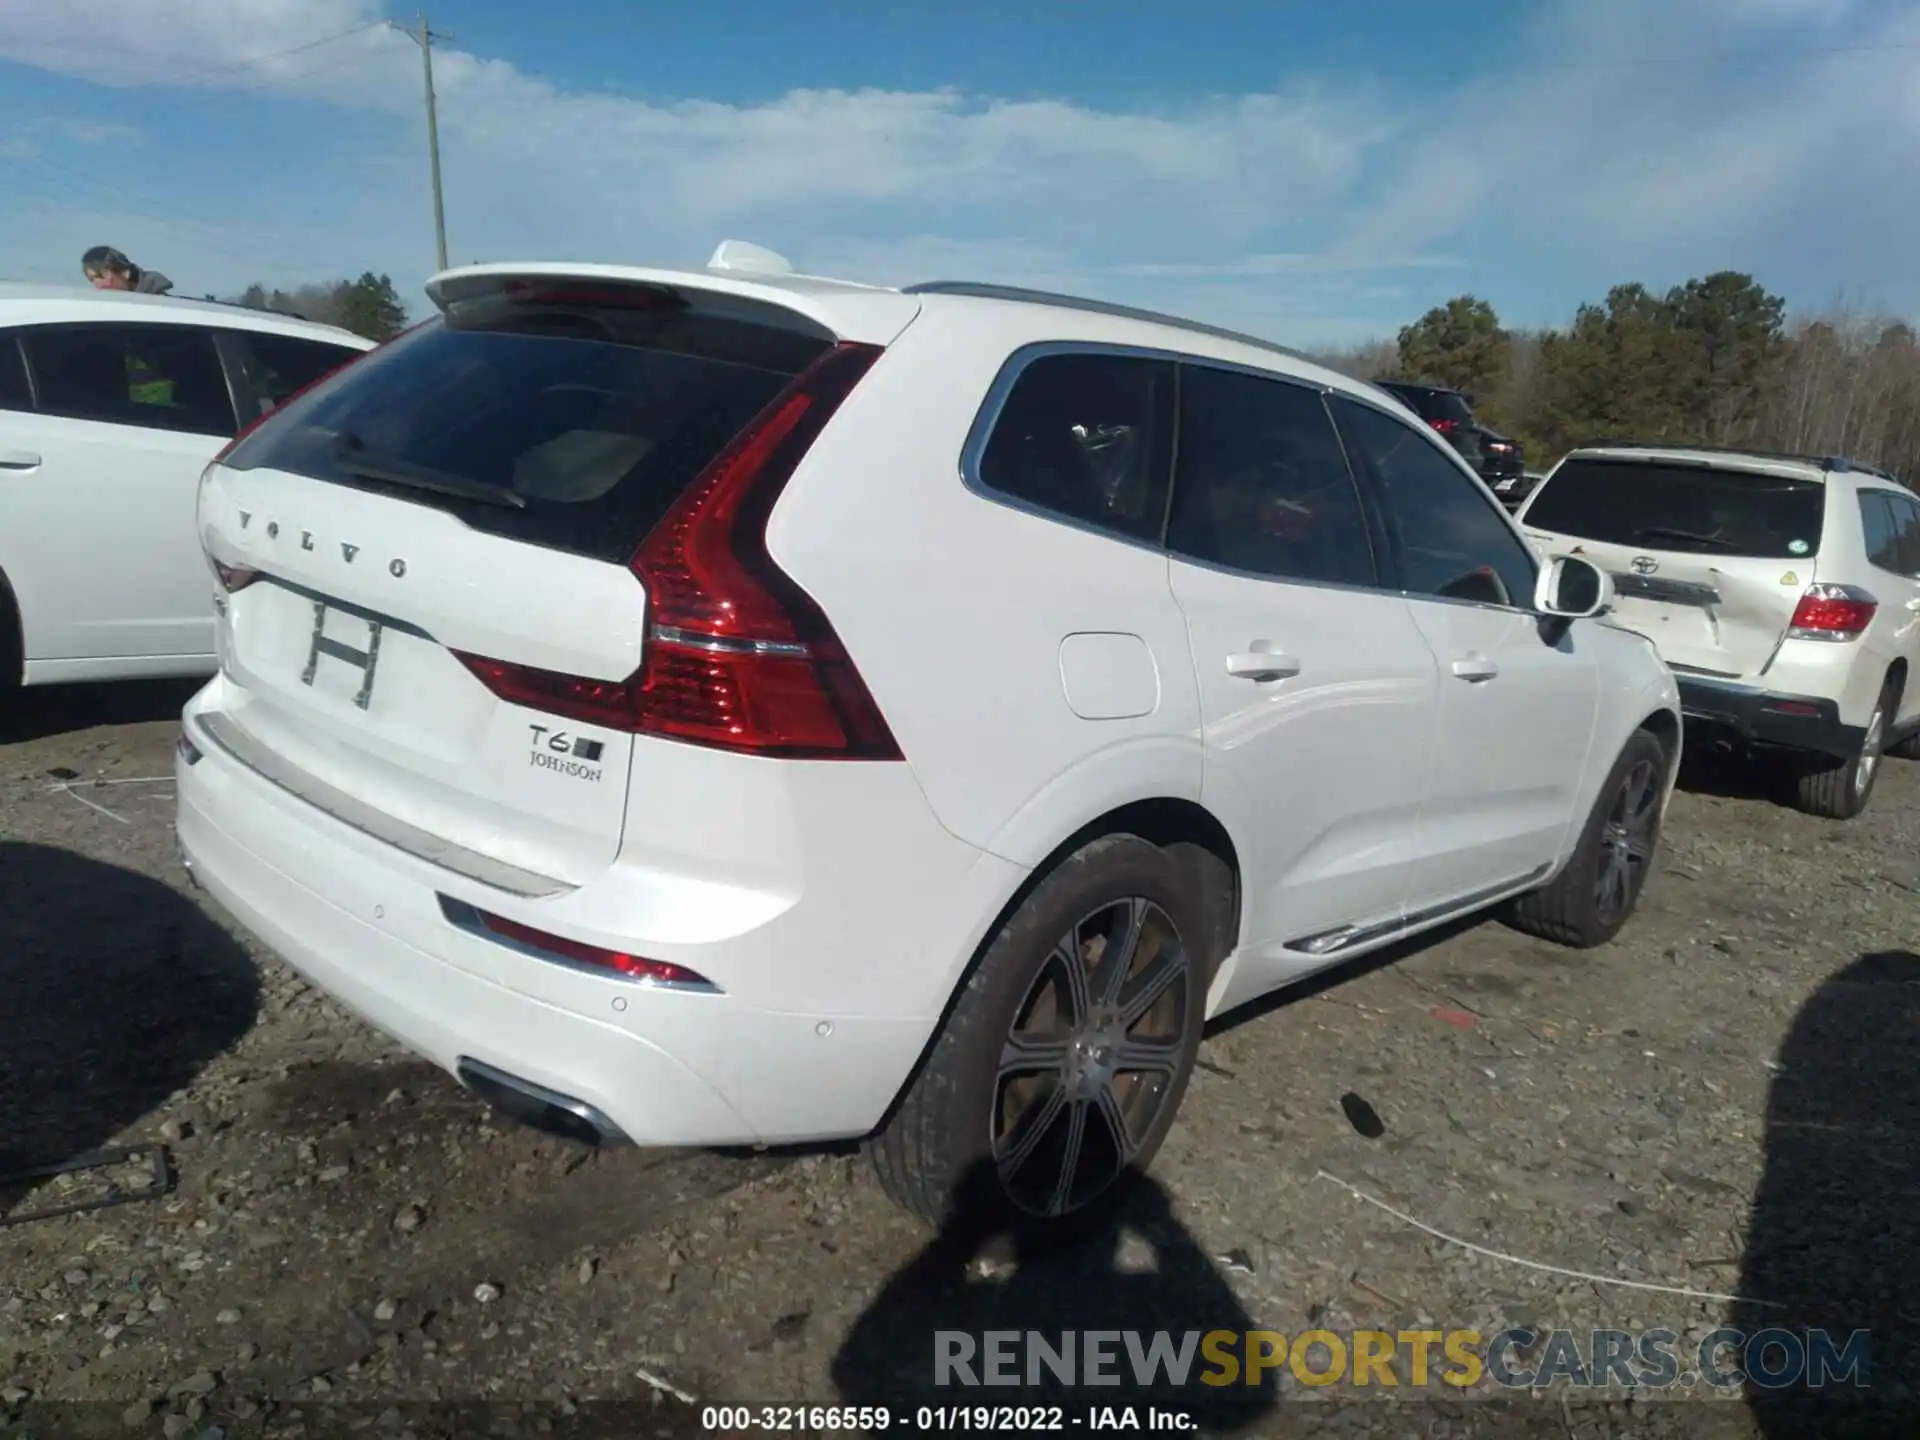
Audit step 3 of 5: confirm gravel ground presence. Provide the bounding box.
[1,680,1916,1439]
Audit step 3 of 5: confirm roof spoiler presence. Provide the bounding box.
[1573,438,1901,483]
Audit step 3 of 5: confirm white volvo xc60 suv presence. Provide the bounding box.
[176,243,1681,1229]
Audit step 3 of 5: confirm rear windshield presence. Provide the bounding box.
[220,292,832,563]
[1382,384,1473,425]
[1524,458,1826,559]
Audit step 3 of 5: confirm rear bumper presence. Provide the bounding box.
[175,686,1023,1148]
[1675,675,1864,760]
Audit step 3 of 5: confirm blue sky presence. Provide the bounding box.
[0,0,1915,347]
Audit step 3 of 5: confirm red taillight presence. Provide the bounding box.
[1787,584,1877,640]
[1431,418,1459,434]
[473,908,710,987]
[456,340,902,761]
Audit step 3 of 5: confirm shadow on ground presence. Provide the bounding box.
[1739,949,1920,1435]
[0,676,202,745]
[0,842,258,1215]
[1674,745,1798,805]
[831,1165,1278,1432]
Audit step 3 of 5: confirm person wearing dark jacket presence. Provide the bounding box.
[81,246,172,295]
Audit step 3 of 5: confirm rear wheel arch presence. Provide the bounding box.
[0,566,21,688]
[1637,706,1682,779]
[871,795,1240,1132]
[868,807,1228,1228]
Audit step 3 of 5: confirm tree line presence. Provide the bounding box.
[226,272,410,343]
[1314,273,1920,483]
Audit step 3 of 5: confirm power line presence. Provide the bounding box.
[140,21,385,90]
[219,47,384,98]
[3,149,346,276]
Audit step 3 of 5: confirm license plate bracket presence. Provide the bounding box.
[301,600,384,710]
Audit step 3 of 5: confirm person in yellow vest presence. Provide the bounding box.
[80,248,179,408]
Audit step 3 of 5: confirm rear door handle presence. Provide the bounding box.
[0,450,41,470]
[1451,653,1500,682]
[1225,649,1302,682]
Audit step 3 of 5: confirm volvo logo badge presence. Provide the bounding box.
[228,514,405,578]
[1630,556,1659,576]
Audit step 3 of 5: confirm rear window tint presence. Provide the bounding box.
[219,297,832,564]
[1524,458,1825,560]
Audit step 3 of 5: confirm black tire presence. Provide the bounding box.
[1505,727,1669,949]
[0,574,21,700]
[1888,730,1920,761]
[868,834,1212,1233]
[1792,682,1893,820]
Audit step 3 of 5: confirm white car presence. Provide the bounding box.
[175,246,1681,1229]
[0,284,373,693]
[1518,441,1920,820]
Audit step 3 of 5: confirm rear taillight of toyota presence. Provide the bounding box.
[454,341,901,760]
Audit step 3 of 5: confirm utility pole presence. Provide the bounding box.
[392,13,451,271]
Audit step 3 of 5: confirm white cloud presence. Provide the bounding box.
[1334,0,1920,277]
[0,0,1913,344]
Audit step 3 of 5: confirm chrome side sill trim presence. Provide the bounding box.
[1285,863,1553,957]
[192,710,574,899]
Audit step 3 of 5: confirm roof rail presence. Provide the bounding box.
[1574,438,1900,478]
[901,280,1325,370]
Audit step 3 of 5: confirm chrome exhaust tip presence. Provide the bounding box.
[455,1057,629,1149]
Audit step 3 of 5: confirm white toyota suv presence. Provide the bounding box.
[0,284,373,696]
[175,246,1681,1229]
[1518,441,1920,820]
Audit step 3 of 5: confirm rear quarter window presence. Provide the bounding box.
[971,350,1175,545]
[218,295,833,564]
[1523,458,1825,560]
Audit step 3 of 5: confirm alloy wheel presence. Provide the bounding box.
[991,897,1190,1219]
[1594,758,1660,928]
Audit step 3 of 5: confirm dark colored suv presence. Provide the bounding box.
[1375,381,1483,471]
[1375,378,1530,499]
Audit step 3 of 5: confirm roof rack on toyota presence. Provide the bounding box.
[903,280,1325,371]
[1573,438,1900,482]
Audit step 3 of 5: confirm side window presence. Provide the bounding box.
[242,332,363,411]
[0,331,29,412]
[1859,491,1904,573]
[25,323,237,437]
[1328,394,1536,609]
[1889,493,1920,576]
[1165,364,1376,588]
[975,351,1174,544]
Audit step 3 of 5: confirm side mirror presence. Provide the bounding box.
[1535,554,1611,619]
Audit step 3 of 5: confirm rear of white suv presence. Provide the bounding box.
[178,267,1017,1158]
[1518,443,1920,818]
[179,258,1680,1230]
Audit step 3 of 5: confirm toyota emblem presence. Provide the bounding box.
[1630,556,1659,575]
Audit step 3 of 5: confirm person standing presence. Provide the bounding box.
[80,246,173,295]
